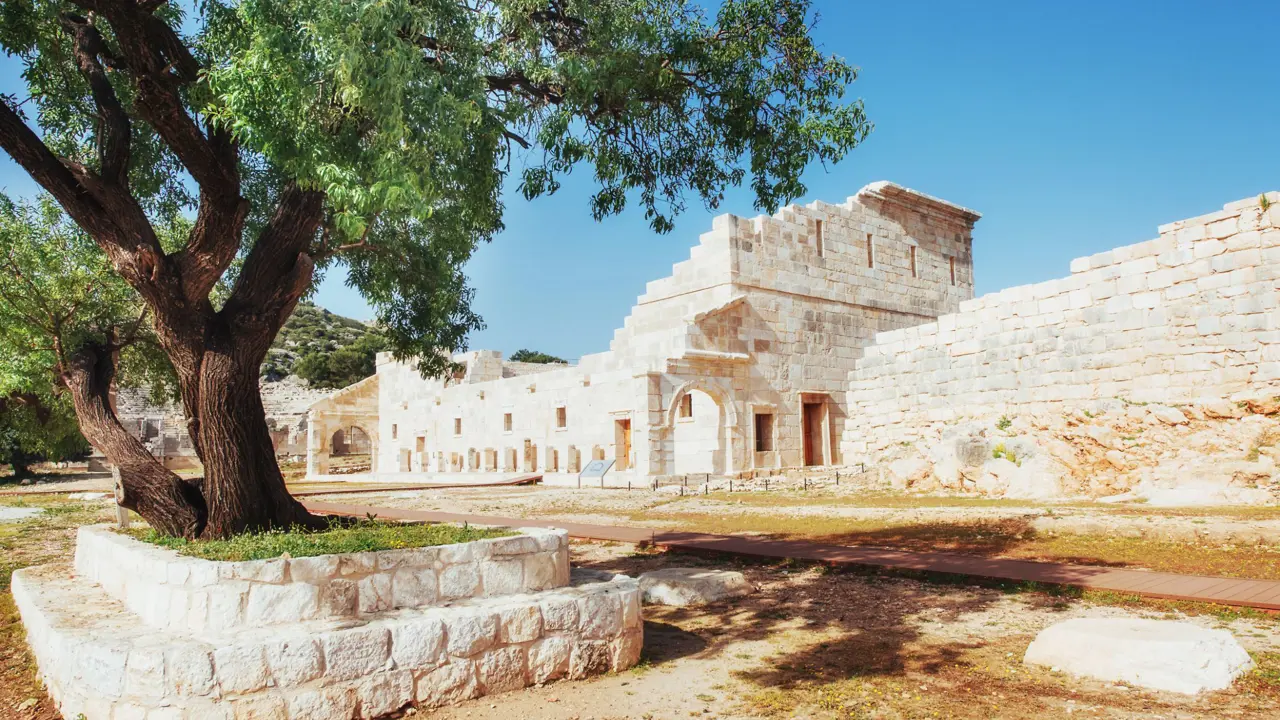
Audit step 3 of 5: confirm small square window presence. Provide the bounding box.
[555,407,567,429]
[754,413,774,452]
[503,412,512,432]
[454,418,462,436]
[679,394,693,419]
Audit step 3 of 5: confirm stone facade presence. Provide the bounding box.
[14,525,642,719]
[117,376,331,471]
[840,192,1280,463]
[308,182,980,482]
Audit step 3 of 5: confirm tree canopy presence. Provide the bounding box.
[509,349,567,364]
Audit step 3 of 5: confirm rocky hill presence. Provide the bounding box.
[261,301,383,383]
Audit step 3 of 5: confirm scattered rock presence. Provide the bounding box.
[1202,399,1246,419]
[638,568,754,606]
[1024,618,1253,694]
[1149,405,1189,425]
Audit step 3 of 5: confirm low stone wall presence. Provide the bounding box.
[74,525,569,634]
[17,526,641,719]
[842,193,1280,461]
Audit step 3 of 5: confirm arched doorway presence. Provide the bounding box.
[672,388,723,475]
[331,426,371,456]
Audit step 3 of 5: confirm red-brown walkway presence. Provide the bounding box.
[303,499,1280,611]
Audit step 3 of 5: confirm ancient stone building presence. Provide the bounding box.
[306,182,981,481]
[116,377,330,471]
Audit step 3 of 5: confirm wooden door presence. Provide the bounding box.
[802,402,824,466]
[616,419,632,471]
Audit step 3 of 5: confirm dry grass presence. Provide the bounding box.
[629,510,1280,580]
[701,488,1280,520]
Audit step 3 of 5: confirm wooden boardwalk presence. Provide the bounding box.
[303,500,1280,611]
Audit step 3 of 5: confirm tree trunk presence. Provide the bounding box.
[194,326,322,538]
[9,450,31,480]
[63,343,206,537]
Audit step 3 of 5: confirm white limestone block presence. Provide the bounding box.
[477,646,527,694]
[391,567,438,608]
[357,573,392,614]
[539,595,580,633]
[438,563,480,600]
[321,626,390,682]
[246,583,319,626]
[444,608,499,657]
[638,568,755,606]
[213,643,271,694]
[390,617,445,670]
[414,660,479,708]
[480,559,524,596]
[166,645,215,697]
[264,638,323,689]
[527,636,572,684]
[1024,618,1253,694]
[498,604,544,644]
[356,670,413,718]
[285,686,356,719]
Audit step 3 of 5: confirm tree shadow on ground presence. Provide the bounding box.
[571,546,1280,719]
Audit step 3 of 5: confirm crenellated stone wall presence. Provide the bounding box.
[842,192,1280,463]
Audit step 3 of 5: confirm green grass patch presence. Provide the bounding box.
[123,519,513,562]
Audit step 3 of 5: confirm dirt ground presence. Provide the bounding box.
[424,541,1280,720]
[3,478,1280,719]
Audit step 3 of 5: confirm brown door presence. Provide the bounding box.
[802,402,825,466]
[616,419,632,471]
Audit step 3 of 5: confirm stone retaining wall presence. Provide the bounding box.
[842,192,1280,460]
[17,525,640,719]
[74,525,570,634]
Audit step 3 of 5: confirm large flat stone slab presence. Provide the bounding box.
[1023,618,1254,694]
[638,568,753,606]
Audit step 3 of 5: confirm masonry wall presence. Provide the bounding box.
[326,182,982,480]
[842,192,1280,461]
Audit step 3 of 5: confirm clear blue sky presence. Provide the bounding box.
[3,2,1277,362]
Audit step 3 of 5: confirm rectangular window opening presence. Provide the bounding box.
[949,256,957,286]
[754,413,775,452]
[910,246,918,278]
[503,412,512,432]
[679,393,693,419]
[866,233,874,268]
[391,423,398,440]
[453,418,462,435]
[555,407,567,429]
[814,219,824,257]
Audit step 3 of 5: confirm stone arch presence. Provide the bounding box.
[662,378,742,476]
[331,425,372,456]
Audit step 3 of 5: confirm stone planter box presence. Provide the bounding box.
[15,524,641,720]
[73,525,571,634]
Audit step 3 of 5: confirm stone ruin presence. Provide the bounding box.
[13,525,641,719]
[307,185,1280,504]
[308,181,982,485]
[847,191,1280,503]
[116,376,332,472]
